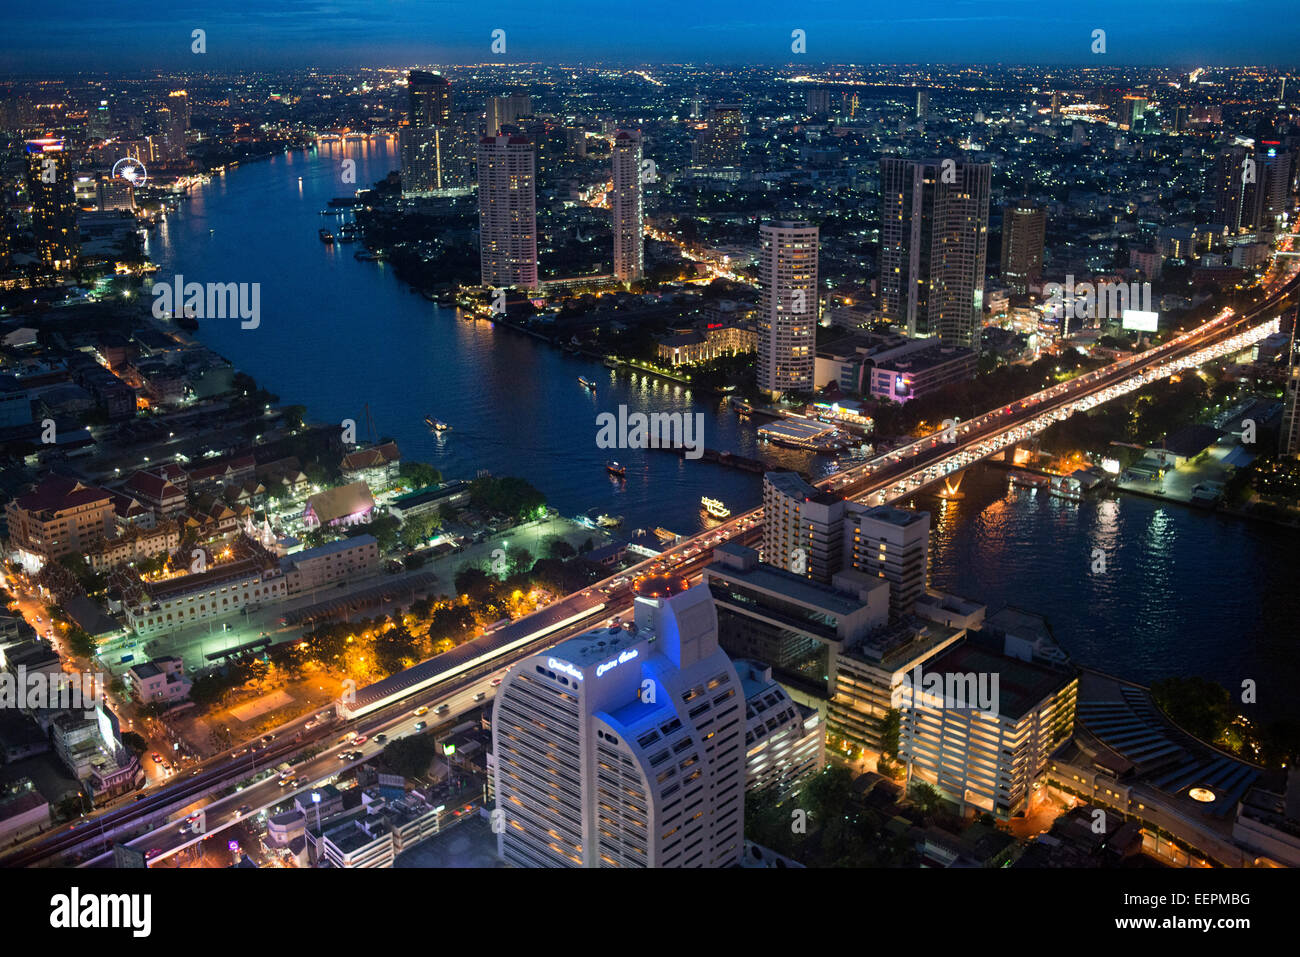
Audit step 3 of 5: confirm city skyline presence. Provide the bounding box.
[2,0,1300,890]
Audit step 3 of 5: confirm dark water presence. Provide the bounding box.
[923,467,1300,719]
[146,138,821,538]
[148,141,1300,716]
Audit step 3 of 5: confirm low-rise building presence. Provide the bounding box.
[303,482,375,529]
[126,655,191,704]
[340,442,402,493]
[281,535,379,595]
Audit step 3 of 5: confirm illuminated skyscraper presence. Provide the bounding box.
[880,157,991,350]
[492,581,745,868]
[167,90,190,162]
[408,70,452,127]
[692,104,744,169]
[1000,200,1046,295]
[476,134,537,288]
[403,71,466,193]
[25,138,78,272]
[1282,311,1300,458]
[611,131,644,283]
[915,90,929,120]
[757,220,818,395]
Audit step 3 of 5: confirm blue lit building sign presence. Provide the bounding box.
[595,649,639,678]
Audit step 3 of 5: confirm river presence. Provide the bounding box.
[146,138,1300,717]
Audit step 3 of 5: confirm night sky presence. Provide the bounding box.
[2,0,1298,71]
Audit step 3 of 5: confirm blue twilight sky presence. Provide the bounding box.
[2,0,1298,73]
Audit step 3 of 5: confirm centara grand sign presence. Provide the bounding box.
[547,648,640,683]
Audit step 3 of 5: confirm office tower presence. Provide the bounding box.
[1210,145,1251,231]
[915,90,929,120]
[735,659,824,797]
[692,104,744,168]
[611,130,644,283]
[807,88,830,116]
[403,71,465,193]
[166,90,189,161]
[476,135,537,288]
[1249,143,1294,229]
[408,70,452,127]
[486,94,532,137]
[844,505,930,619]
[761,471,844,582]
[900,638,1078,817]
[757,220,818,395]
[1116,95,1147,131]
[25,137,78,272]
[1000,200,1046,295]
[879,157,991,350]
[492,580,746,868]
[1050,91,1061,123]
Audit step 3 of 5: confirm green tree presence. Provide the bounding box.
[400,462,442,489]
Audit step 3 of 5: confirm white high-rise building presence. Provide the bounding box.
[611,130,644,283]
[757,220,818,396]
[844,505,931,619]
[492,580,746,868]
[761,471,846,583]
[477,134,538,289]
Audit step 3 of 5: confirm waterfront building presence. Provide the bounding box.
[492,579,745,867]
[761,471,845,583]
[814,332,976,401]
[25,138,78,272]
[757,220,818,396]
[340,441,402,493]
[736,659,824,797]
[844,505,931,619]
[879,157,991,350]
[476,135,538,289]
[611,130,644,283]
[1000,200,1046,295]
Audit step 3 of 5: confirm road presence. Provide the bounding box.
[11,230,1297,867]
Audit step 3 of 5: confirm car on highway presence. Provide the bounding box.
[337,751,351,760]
[237,804,252,817]
[474,691,487,702]
[290,778,306,788]
[262,734,275,743]
[351,735,367,746]
[178,821,192,834]
[414,720,428,732]
[145,848,163,860]
[151,752,162,763]
[278,776,292,787]
[435,703,450,715]
[374,733,386,744]
[412,706,429,716]
[490,677,502,687]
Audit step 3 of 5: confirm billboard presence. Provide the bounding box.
[1122,309,1159,332]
